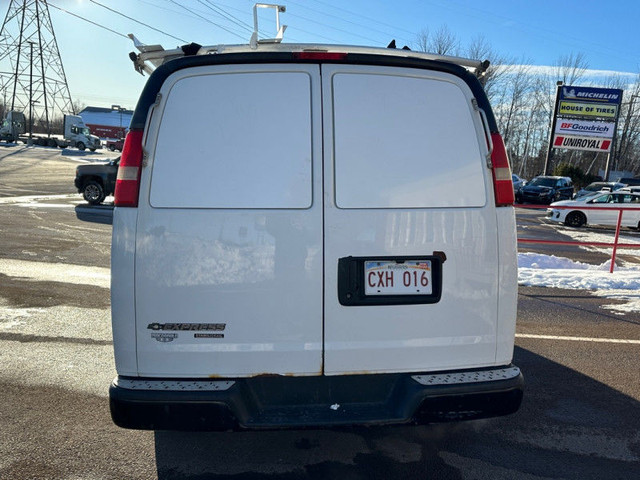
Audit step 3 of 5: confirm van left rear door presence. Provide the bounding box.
[134,64,324,378]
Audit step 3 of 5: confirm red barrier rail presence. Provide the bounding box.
[515,203,640,273]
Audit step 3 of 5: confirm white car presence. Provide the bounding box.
[547,191,640,228]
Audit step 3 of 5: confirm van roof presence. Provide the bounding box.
[129,46,497,133]
[129,38,489,76]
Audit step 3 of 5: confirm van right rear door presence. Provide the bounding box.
[320,64,502,375]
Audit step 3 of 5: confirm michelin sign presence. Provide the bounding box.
[552,85,622,152]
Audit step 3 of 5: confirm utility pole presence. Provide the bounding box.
[543,81,563,176]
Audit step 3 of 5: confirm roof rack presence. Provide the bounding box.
[128,37,489,76]
[127,3,488,76]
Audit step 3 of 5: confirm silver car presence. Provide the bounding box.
[512,173,526,193]
[574,181,624,199]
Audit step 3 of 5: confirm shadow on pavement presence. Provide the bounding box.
[153,347,640,479]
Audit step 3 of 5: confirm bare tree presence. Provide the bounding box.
[71,99,86,116]
[465,35,514,103]
[413,28,430,53]
[615,75,640,173]
[493,62,535,146]
[430,25,459,55]
[413,25,459,56]
[554,52,588,86]
[411,26,640,177]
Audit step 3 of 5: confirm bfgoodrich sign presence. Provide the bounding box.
[554,119,615,139]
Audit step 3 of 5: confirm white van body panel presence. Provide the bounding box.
[111,207,138,375]
[134,64,324,377]
[495,207,518,364]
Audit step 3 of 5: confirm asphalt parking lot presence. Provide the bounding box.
[1,144,639,479]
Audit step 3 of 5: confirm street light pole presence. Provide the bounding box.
[111,104,125,138]
[28,41,34,145]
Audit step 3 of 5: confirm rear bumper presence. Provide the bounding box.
[110,365,523,431]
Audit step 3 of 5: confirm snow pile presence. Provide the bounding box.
[518,252,640,313]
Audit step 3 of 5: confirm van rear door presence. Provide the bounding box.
[321,65,500,375]
[134,64,324,377]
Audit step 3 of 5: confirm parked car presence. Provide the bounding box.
[109,41,523,431]
[512,173,526,193]
[74,156,119,205]
[616,177,640,187]
[106,138,124,152]
[574,181,625,199]
[616,186,640,194]
[515,175,573,204]
[547,191,640,228]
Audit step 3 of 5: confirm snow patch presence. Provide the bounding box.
[518,252,640,313]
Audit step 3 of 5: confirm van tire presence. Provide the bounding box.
[77,142,86,151]
[82,180,105,205]
[89,148,96,152]
[564,211,586,228]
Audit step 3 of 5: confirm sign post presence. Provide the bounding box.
[543,82,563,176]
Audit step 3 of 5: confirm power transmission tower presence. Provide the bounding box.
[0,0,74,135]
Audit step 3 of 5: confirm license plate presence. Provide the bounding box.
[364,260,432,296]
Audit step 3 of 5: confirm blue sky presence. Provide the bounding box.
[10,0,639,109]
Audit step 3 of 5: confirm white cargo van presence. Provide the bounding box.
[109,41,522,430]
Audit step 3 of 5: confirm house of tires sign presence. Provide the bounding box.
[552,85,623,152]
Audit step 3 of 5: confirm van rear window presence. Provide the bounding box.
[332,72,486,208]
[150,71,313,209]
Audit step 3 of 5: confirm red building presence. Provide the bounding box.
[78,106,133,140]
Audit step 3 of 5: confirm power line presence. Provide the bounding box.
[298,0,417,38]
[47,2,128,39]
[87,0,187,43]
[286,11,381,44]
[167,0,247,40]
[287,0,412,44]
[199,0,253,34]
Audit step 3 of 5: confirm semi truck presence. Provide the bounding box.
[0,111,26,142]
[0,111,101,150]
[53,114,102,151]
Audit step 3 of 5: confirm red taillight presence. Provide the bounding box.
[114,129,144,207]
[292,51,347,61]
[490,133,515,207]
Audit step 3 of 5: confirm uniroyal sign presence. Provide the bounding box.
[553,135,612,152]
[554,119,615,139]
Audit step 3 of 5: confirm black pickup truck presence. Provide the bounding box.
[74,157,119,205]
